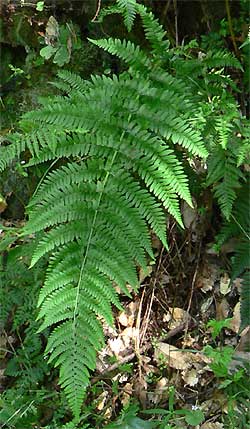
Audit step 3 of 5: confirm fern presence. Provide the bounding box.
[207,146,244,220]
[3,2,239,422]
[216,180,250,331]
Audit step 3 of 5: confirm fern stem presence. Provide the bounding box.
[73,107,135,326]
[31,158,59,201]
[72,148,119,325]
[231,214,250,241]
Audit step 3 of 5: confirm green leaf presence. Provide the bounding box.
[184,409,204,426]
[36,1,44,11]
[117,417,155,429]
[40,45,57,60]
[53,45,70,66]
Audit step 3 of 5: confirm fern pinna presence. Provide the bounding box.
[0,2,207,420]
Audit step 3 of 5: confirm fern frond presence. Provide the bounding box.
[204,49,243,71]
[89,38,149,71]
[137,3,169,54]
[117,0,137,31]
[232,240,250,280]
[207,147,243,220]
[0,135,26,171]
[215,117,234,149]
[239,271,250,331]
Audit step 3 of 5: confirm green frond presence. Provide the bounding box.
[216,180,250,331]
[213,165,240,220]
[204,49,243,71]
[207,148,243,220]
[88,38,149,71]
[137,3,169,54]
[215,117,234,149]
[0,135,26,171]
[117,0,137,31]
[240,271,250,331]
[232,240,250,280]
[57,69,89,93]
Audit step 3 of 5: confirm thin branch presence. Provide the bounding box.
[91,0,102,22]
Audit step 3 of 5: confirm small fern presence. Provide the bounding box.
[216,180,250,331]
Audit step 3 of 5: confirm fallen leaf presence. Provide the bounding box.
[237,326,250,351]
[155,343,193,370]
[182,368,199,386]
[121,327,139,348]
[196,262,218,293]
[200,423,224,429]
[166,307,190,329]
[118,301,139,327]
[139,265,153,283]
[201,296,214,313]
[108,337,125,357]
[182,199,198,233]
[229,302,241,333]
[118,312,129,327]
[220,272,231,295]
[216,298,230,320]
[96,391,108,411]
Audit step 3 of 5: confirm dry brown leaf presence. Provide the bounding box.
[118,301,139,327]
[121,327,139,348]
[121,383,133,407]
[182,333,196,348]
[229,302,241,333]
[166,307,190,329]
[155,342,209,371]
[96,391,108,411]
[149,377,169,404]
[155,343,193,370]
[170,307,190,322]
[182,199,198,237]
[237,326,250,351]
[118,312,130,327]
[182,368,199,386]
[200,423,224,429]
[220,272,231,295]
[196,262,218,293]
[201,296,214,313]
[108,337,125,357]
[216,298,230,320]
[139,265,153,283]
[118,300,140,327]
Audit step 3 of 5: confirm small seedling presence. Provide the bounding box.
[207,318,233,340]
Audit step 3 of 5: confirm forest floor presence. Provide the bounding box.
[83,213,250,428]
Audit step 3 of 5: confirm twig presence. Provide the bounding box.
[183,241,202,346]
[173,0,178,46]
[91,320,196,384]
[91,0,102,22]
[135,288,145,380]
[225,0,239,57]
[140,246,164,346]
